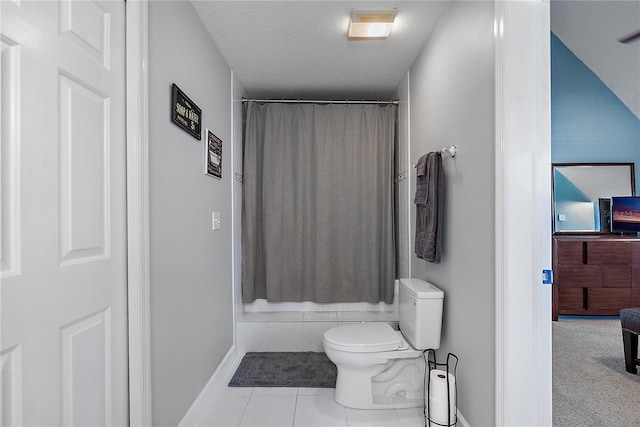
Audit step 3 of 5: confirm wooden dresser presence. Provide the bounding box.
[552,235,640,320]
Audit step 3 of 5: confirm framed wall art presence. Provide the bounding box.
[205,129,222,179]
[171,83,202,140]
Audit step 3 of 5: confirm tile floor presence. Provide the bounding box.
[186,353,427,427]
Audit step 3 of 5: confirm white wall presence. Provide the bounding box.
[408,2,495,425]
[148,2,234,425]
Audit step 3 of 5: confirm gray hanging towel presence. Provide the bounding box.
[414,152,444,263]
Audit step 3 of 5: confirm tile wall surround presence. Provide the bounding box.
[237,281,401,352]
[236,314,400,353]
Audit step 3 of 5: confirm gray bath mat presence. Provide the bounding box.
[228,351,337,388]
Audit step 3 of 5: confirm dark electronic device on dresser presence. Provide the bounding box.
[611,196,640,235]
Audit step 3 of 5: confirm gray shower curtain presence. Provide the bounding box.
[242,101,396,303]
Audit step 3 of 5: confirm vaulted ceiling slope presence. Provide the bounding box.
[191,1,451,100]
[551,0,640,119]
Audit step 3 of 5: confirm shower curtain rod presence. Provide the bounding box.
[242,98,399,105]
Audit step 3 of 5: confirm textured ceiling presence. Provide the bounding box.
[551,0,640,119]
[191,1,451,100]
[191,0,640,113]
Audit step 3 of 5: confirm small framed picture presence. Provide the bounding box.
[171,83,202,140]
[205,129,222,179]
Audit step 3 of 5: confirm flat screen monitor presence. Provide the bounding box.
[611,196,640,234]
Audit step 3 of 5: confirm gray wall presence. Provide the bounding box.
[393,74,411,280]
[408,2,495,425]
[149,2,234,425]
[232,75,246,339]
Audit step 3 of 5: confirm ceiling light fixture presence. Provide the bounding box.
[348,9,397,40]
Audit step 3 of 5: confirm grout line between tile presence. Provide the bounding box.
[291,391,299,427]
[236,392,253,427]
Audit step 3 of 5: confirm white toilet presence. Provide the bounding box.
[323,278,444,409]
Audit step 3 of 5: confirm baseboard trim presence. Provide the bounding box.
[457,409,471,427]
[178,345,238,426]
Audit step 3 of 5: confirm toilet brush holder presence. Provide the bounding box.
[425,349,458,427]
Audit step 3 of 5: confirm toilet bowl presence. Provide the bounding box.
[323,278,444,410]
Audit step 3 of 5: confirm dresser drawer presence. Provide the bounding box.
[555,265,601,287]
[633,266,640,288]
[558,288,585,311]
[587,241,631,265]
[632,242,640,265]
[555,240,584,265]
[602,265,632,287]
[588,288,631,310]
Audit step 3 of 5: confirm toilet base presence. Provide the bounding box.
[333,357,425,410]
[335,392,424,410]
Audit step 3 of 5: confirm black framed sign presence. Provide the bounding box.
[205,129,222,179]
[171,83,202,140]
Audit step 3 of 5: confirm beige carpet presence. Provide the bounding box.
[553,317,640,426]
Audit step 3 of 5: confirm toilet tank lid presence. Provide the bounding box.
[399,278,444,299]
[323,323,403,352]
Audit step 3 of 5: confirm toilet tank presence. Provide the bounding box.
[399,278,444,350]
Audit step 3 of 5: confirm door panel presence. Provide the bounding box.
[59,0,110,68]
[59,71,110,266]
[1,344,22,426]
[1,1,128,425]
[61,309,110,426]
[1,36,20,279]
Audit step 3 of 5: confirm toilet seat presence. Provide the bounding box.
[323,323,407,353]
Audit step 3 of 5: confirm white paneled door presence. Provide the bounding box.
[1,1,128,425]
